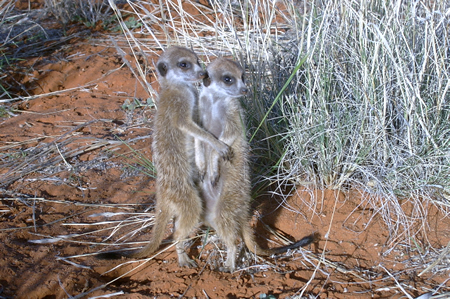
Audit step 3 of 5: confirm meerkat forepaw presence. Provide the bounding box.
[223,147,234,161]
[211,172,221,187]
[197,169,206,182]
[199,173,206,182]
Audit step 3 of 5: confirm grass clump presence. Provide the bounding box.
[273,1,450,242]
[0,0,17,99]
[45,0,113,28]
[233,0,450,252]
[278,1,450,199]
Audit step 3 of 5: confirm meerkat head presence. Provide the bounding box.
[156,46,206,83]
[203,58,248,97]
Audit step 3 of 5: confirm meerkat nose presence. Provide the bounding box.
[199,71,207,78]
[240,87,248,94]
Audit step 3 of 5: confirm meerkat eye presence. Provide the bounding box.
[223,76,235,85]
[178,61,191,69]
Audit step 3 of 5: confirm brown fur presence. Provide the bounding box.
[128,47,232,267]
[196,58,316,272]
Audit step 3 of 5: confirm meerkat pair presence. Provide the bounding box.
[131,47,234,267]
[99,46,315,271]
[99,46,232,267]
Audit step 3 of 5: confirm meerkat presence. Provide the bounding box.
[100,46,232,267]
[195,58,316,272]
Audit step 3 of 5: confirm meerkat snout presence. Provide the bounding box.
[198,70,207,79]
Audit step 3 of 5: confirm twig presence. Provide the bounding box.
[378,264,413,299]
[418,241,450,277]
[70,243,177,299]
[0,84,97,103]
[58,275,74,299]
[55,141,73,171]
[32,195,37,232]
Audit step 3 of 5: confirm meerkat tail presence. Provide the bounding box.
[242,223,318,256]
[97,207,172,260]
[269,232,319,254]
[127,206,172,259]
[241,223,273,256]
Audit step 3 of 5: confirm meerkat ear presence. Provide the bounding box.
[157,62,168,77]
[203,72,211,87]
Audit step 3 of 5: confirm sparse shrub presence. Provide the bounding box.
[45,0,113,27]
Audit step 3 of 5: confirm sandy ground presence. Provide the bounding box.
[1,1,449,298]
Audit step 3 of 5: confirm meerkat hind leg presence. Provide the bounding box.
[174,224,198,267]
[214,214,239,272]
[220,241,237,272]
[172,197,202,267]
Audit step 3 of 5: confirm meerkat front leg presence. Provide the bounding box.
[195,138,207,181]
[208,151,221,186]
[178,120,234,161]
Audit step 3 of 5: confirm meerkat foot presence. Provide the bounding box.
[218,266,232,273]
[176,241,197,267]
[219,258,235,272]
[220,245,237,272]
[218,264,235,273]
[177,252,197,268]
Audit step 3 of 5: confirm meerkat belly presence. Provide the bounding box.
[200,159,224,227]
[202,101,226,138]
[201,179,221,227]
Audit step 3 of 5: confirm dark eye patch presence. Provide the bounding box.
[222,75,235,85]
[178,61,191,69]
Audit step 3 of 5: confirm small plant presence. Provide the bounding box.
[121,17,142,31]
[112,135,156,179]
[0,105,9,117]
[2,150,27,161]
[121,98,155,112]
[45,0,112,29]
[101,14,118,31]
